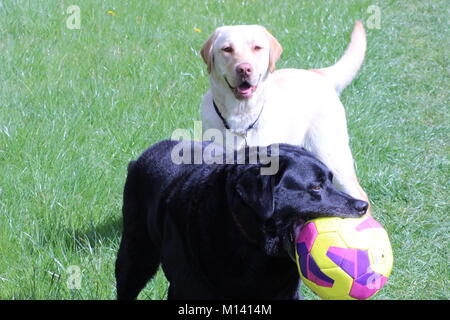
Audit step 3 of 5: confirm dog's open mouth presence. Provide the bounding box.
[283,219,306,262]
[224,77,259,100]
[293,220,305,242]
[236,81,255,98]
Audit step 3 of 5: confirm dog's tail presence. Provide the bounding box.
[314,21,366,94]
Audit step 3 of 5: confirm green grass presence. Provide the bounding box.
[0,0,448,299]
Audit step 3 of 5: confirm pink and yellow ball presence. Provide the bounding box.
[295,215,393,300]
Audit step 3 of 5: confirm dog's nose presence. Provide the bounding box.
[236,63,253,77]
[354,200,369,215]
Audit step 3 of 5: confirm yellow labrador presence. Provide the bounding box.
[200,22,369,206]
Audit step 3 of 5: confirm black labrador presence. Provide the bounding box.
[115,140,368,300]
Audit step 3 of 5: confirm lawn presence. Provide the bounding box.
[0,0,448,299]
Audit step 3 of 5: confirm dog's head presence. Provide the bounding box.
[201,25,282,100]
[231,144,368,259]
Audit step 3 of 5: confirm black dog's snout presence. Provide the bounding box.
[354,200,369,215]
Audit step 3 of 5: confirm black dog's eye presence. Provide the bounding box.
[311,184,322,191]
[222,46,233,53]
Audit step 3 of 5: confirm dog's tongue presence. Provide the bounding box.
[237,82,253,95]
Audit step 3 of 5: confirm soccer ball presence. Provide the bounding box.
[295,215,393,300]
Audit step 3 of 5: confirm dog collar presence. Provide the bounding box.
[212,100,264,133]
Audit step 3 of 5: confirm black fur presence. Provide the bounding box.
[115,140,368,300]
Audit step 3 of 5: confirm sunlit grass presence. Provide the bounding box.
[0,0,447,299]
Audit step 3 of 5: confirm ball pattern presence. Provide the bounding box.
[295,216,393,300]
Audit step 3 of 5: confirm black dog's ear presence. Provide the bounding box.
[235,167,274,220]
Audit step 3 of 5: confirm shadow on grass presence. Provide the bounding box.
[63,215,123,253]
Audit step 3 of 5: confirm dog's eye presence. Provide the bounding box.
[222,46,233,53]
[254,45,263,51]
[311,184,322,191]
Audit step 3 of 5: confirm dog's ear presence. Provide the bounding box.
[264,28,283,73]
[235,167,274,220]
[200,30,218,74]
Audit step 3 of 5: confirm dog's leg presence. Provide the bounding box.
[115,165,160,300]
[305,107,371,214]
[115,231,160,300]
